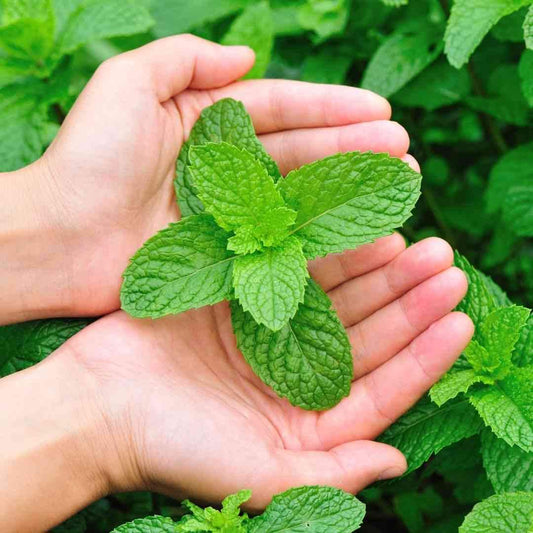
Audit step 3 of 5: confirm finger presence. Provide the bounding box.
[250,441,405,508]
[402,154,420,172]
[258,121,409,174]
[330,238,454,327]
[309,233,406,292]
[317,312,474,448]
[205,80,392,134]
[347,267,467,379]
[97,35,255,101]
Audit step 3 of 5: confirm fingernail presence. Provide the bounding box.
[378,465,406,480]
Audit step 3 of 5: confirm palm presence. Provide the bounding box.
[70,233,472,508]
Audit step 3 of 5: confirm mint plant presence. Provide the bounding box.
[120,98,421,410]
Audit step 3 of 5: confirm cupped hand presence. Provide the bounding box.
[58,234,473,509]
[32,34,412,318]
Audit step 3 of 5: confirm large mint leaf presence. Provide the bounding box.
[111,515,177,533]
[0,318,91,378]
[278,151,421,260]
[121,214,235,319]
[482,429,533,493]
[222,2,273,79]
[361,23,443,98]
[248,486,366,533]
[232,237,308,331]
[525,5,533,48]
[430,368,489,407]
[503,185,533,237]
[445,0,532,68]
[470,366,533,453]
[55,0,154,57]
[379,396,483,474]
[459,492,533,533]
[189,142,295,249]
[175,98,281,217]
[231,279,353,410]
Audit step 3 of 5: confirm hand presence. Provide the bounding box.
[1,34,413,323]
[59,235,472,510]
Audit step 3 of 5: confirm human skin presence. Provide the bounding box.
[0,35,474,532]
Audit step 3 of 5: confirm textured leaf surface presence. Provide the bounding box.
[278,151,421,259]
[514,314,533,367]
[459,492,533,533]
[111,515,176,533]
[519,50,533,106]
[503,185,533,236]
[482,429,533,493]
[470,367,533,452]
[232,237,308,331]
[0,318,91,377]
[248,486,366,533]
[222,2,273,79]
[430,368,487,406]
[121,214,234,318]
[362,25,443,97]
[57,0,154,56]
[175,99,281,217]
[189,143,295,248]
[445,0,531,68]
[379,396,483,474]
[231,280,353,410]
[525,5,533,48]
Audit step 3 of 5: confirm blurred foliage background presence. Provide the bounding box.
[1,0,532,531]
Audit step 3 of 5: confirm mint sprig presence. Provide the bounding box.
[121,98,422,410]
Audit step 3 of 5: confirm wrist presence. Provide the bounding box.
[0,158,75,323]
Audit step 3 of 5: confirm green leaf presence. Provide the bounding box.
[524,5,533,48]
[231,279,353,410]
[188,142,295,249]
[491,7,528,42]
[444,0,532,68]
[0,318,91,377]
[394,60,471,111]
[222,2,273,79]
[175,98,281,217]
[297,0,349,41]
[56,0,154,57]
[486,142,533,215]
[503,185,533,236]
[379,396,484,474]
[361,24,443,98]
[459,492,533,533]
[111,515,177,533]
[430,368,489,407]
[482,429,533,493]
[248,486,366,532]
[301,47,353,85]
[278,151,421,259]
[232,237,308,331]
[514,315,533,367]
[120,214,235,319]
[519,50,533,106]
[470,366,533,452]
[381,0,408,6]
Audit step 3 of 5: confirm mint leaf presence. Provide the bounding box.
[301,46,352,85]
[278,151,421,259]
[362,24,443,98]
[111,515,177,532]
[514,315,533,367]
[525,5,533,49]
[430,368,489,407]
[470,366,533,453]
[222,2,273,79]
[248,486,366,533]
[444,0,532,68]
[503,185,533,236]
[175,99,281,217]
[379,396,483,474]
[120,214,235,319]
[381,0,408,6]
[482,429,533,493]
[459,492,533,533]
[56,0,154,57]
[519,50,533,106]
[188,142,295,249]
[297,0,349,41]
[231,279,353,410]
[232,237,308,331]
[0,318,91,378]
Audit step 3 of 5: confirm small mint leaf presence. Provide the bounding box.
[110,515,177,532]
[430,368,490,407]
[121,214,235,318]
[232,236,308,331]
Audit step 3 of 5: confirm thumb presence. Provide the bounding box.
[252,441,406,509]
[96,34,255,102]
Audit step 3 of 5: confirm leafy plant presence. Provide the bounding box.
[120,98,421,410]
